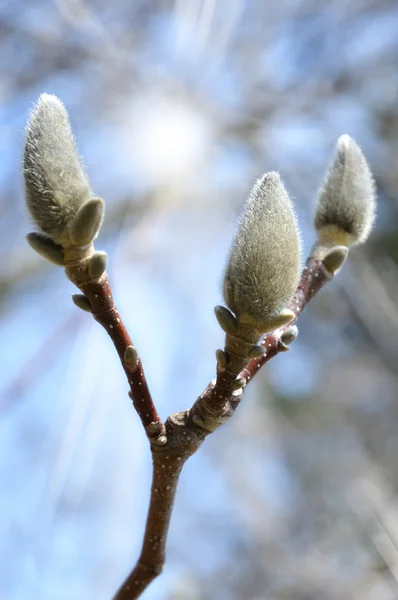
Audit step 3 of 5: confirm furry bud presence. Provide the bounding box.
[314,135,376,247]
[88,250,108,280]
[26,232,64,265]
[23,94,93,244]
[72,293,92,313]
[69,197,104,246]
[223,172,301,329]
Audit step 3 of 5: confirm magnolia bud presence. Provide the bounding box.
[223,172,301,331]
[314,135,376,247]
[23,94,99,245]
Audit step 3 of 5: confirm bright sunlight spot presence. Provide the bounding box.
[127,95,211,186]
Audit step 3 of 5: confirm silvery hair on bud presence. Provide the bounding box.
[314,135,376,245]
[223,172,301,327]
[24,94,92,243]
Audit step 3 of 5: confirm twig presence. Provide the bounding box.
[65,259,164,439]
[113,254,336,599]
[113,412,205,598]
[242,256,332,381]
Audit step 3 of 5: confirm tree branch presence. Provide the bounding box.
[65,258,164,440]
[113,411,205,599]
[112,253,337,599]
[241,256,332,382]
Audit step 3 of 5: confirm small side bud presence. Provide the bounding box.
[232,386,243,398]
[69,197,105,246]
[248,345,266,359]
[322,245,348,274]
[88,251,108,279]
[23,94,92,243]
[26,232,64,265]
[314,135,376,247]
[146,422,160,435]
[216,349,228,368]
[280,325,298,346]
[231,377,246,391]
[124,345,138,365]
[214,305,237,334]
[156,435,168,446]
[223,172,301,330]
[72,293,92,313]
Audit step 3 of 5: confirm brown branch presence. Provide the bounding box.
[65,259,164,438]
[114,412,205,599]
[114,450,183,599]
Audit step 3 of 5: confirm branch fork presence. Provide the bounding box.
[59,240,355,599]
[22,95,376,599]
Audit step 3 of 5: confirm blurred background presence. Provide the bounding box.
[1,0,398,598]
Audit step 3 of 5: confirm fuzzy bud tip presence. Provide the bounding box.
[314,135,376,247]
[23,93,93,245]
[223,172,301,329]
